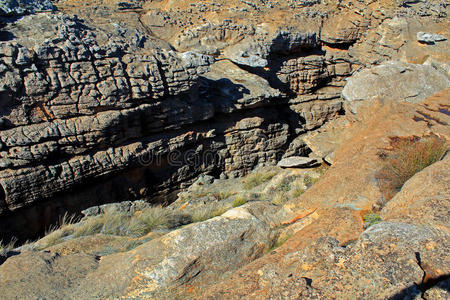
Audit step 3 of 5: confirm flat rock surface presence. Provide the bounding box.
[277,156,318,168]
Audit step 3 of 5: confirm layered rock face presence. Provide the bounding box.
[0,0,448,242]
[0,0,449,297]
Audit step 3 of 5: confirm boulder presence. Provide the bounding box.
[0,202,278,299]
[417,32,447,44]
[277,156,318,168]
[321,11,369,45]
[342,61,450,114]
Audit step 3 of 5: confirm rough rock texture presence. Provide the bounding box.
[0,202,278,299]
[0,0,55,16]
[201,90,450,300]
[0,80,449,300]
[204,222,450,299]
[0,0,449,297]
[343,61,450,113]
[0,4,353,240]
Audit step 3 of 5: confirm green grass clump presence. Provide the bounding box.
[376,135,447,201]
[232,196,247,207]
[363,213,382,228]
[128,206,172,236]
[242,171,277,190]
[37,205,180,249]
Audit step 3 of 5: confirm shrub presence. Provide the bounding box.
[232,196,247,207]
[376,134,447,201]
[303,175,318,188]
[363,213,382,228]
[242,171,277,190]
[291,186,305,198]
[277,176,296,192]
[271,192,287,206]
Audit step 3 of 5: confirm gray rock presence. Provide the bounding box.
[277,156,318,168]
[342,61,450,114]
[0,0,56,16]
[417,32,447,44]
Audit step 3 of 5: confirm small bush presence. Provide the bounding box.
[303,175,318,188]
[232,196,247,207]
[242,171,277,190]
[271,192,288,206]
[376,135,447,201]
[277,176,296,192]
[291,186,305,198]
[363,213,382,228]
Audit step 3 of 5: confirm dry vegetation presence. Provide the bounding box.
[242,171,277,190]
[0,239,16,257]
[31,165,331,251]
[36,206,188,250]
[376,134,447,203]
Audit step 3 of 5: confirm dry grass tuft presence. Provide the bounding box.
[242,171,277,190]
[0,238,16,257]
[191,205,229,222]
[376,134,447,202]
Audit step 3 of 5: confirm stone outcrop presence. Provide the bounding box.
[0,0,449,298]
[200,89,450,300]
[0,202,278,299]
[204,222,450,299]
[342,61,450,113]
[0,2,356,240]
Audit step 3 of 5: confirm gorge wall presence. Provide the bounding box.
[0,0,448,241]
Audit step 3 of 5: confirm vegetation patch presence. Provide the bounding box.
[363,213,382,228]
[303,174,319,188]
[268,233,292,252]
[376,134,447,202]
[242,171,277,190]
[191,206,229,222]
[0,239,16,257]
[232,196,247,207]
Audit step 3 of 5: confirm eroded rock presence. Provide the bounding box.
[342,61,450,114]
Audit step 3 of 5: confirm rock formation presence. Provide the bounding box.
[0,0,449,298]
